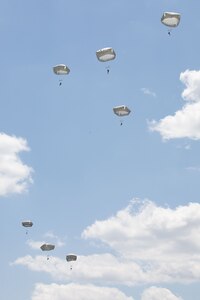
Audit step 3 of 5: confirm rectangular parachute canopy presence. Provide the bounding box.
[113,105,131,116]
[161,12,181,28]
[53,64,70,75]
[40,244,55,251]
[22,220,33,227]
[96,47,116,62]
[66,254,77,261]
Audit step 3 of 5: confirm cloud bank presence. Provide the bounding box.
[32,283,134,300]
[13,200,200,285]
[31,283,181,300]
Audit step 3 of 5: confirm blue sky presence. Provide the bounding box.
[1,1,200,299]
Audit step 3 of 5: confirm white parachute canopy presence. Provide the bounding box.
[40,243,55,251]
[22,220,33,228]
[161,12,181,28]
[113,105,131,117]
[96,47,116,62]
[53,64,70,75]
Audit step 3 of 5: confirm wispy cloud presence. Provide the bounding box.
[44,231,65,247]
[186,166,200,172]
[176,144,191,150]
[27,232,65,250]
[27,240,46,250]
[141,88,156,98]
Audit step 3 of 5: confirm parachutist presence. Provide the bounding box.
[59,82,62,86]
[22,220,33,235]
[107,69,110,74]
[113,106,131,126]
[66,254,77,269]
[161,12,180,34]
[40,244,55,259]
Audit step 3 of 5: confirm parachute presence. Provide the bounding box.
[96,47,116,74]
[40,243,55,260]
[40,243,55,251]
[161,12,181,35]
[113,105,131,116]
[53,64,70,85]
[22,220,33,234]
[96,47,116,62]
[66,254,77,262]
[113,105,131,126]
[22,220,33,227]
[66,254,77,270]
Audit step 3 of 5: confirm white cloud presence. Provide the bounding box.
[141,286,183,300]
[82,200,200,283]
[44,231,65,247]
[12,253,147,285]
[26,240,46,250]
[82,200,200,260]
[27,233,65,251]
[12,200,200,285]
[32,283,135,300]
[186,166,200,172]
[0,133,33,196]
[141,88,156,98]
[181,70,200,102]
[31,282,182,300]
[149,70,200,140]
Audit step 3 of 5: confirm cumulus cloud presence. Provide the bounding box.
[0,133,33,196]
[31,282,182,300]
[82,200,200,283]
[12,253,147,284]
[82,200,200,260]
[32,283,135,300]
[149,69,200,140]
[13,200,200,285]
[141,286,183,300]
